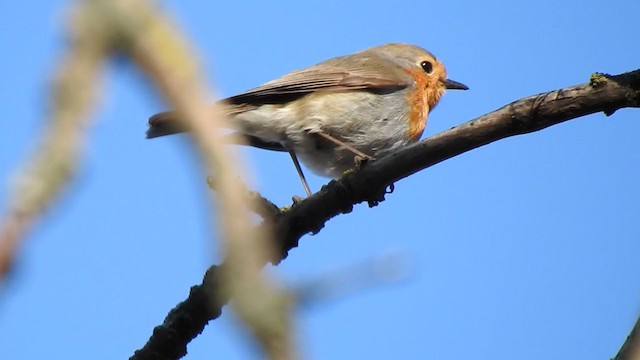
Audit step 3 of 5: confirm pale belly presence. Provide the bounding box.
[233,89,422,178]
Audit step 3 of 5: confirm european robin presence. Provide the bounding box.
[147,43,468,196]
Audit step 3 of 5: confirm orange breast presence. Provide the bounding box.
[404,69,431,141]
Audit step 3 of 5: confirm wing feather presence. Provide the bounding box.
[225,54,413,105]
[147,49,414,138]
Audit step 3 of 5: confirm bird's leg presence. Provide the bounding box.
[314,130,374,161]
[314,130,374,170]
[287,149,313,197]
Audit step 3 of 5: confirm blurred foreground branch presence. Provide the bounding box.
[132,69,640,360]
[122,2,295,358]
[0,2,108,283]
[0,0,294,359]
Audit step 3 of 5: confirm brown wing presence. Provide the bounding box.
[147,52,413,138]
[225,53,413,105]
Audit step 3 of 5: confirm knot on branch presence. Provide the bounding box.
[590,72,612,88]
[329,178,357,214]
[361,183,394,208]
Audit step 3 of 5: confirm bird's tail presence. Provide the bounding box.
[146,109,287,152]
[146,111,184,138]
[146,104,245,138]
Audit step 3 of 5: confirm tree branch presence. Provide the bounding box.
[131,69,640,360]
[271,70,640,261]
[614,314,640,360]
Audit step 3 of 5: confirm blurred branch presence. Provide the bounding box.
[294,251,410,308]
[119,2,296,359]
[0,0,295,358]
[105,1,295,360]
[207,176,281,220]
[135,68,640,360]
[0,2,109,284]
[614,314,640,360]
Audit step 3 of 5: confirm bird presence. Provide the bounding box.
[147,43,468,196]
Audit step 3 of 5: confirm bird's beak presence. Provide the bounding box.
[442,79,469,90]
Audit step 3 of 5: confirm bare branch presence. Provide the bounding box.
[614,314,640,360]
[207,176,281,220]
[130,266,228,360]
[270,70,640,262]
[131,69,640,360]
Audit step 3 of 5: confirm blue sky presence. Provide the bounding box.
[1,1,639,359]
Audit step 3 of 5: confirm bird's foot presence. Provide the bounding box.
[354,154,375,170]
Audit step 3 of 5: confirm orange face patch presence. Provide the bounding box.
[404,69,431,141]
[403,68,446,141]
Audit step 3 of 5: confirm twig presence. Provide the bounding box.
[207,176,281,220]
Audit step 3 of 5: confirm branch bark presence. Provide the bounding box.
[269,70,640,261]
[131,69,640,360]
[614,314,640,360]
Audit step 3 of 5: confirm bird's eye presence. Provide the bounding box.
[420,61,433,74]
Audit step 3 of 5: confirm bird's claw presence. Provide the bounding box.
[354,154,375,170]
[291,195,306,204]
